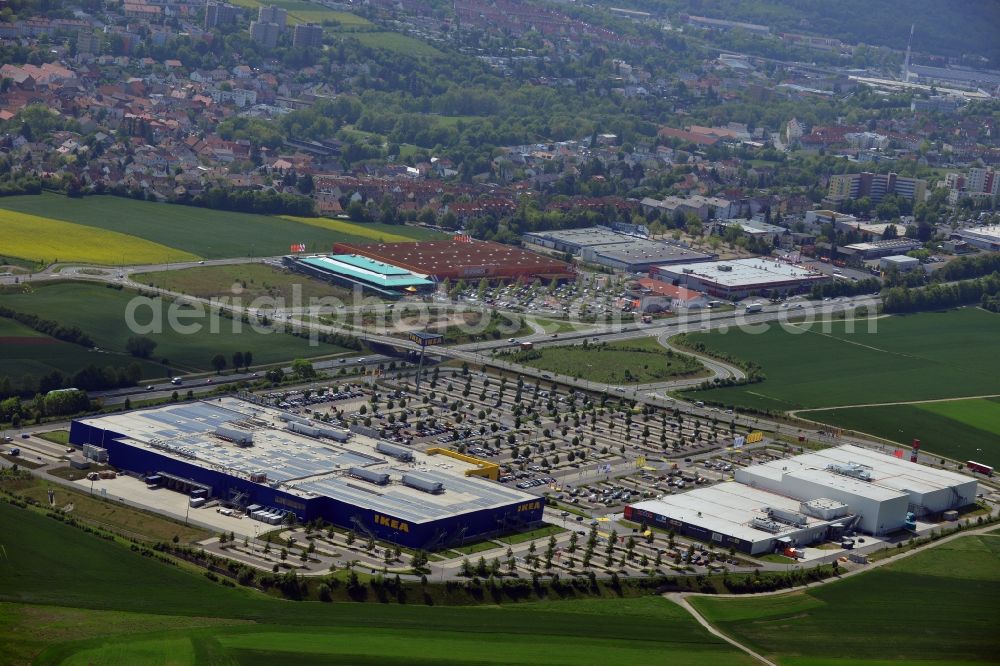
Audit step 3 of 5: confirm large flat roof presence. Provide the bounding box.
[739,444,977,500]
[658,258,826,287]
[78,398,536,524]
[631,482,835,544]
[957,225,1000,242]
[299,255,435,288]
[524,227,633,248]
[586,238,714,266]
[332,239,573,280]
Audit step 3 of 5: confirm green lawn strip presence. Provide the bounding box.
[450,539,505,555]
[7,475,211,543]
[499,524,568,545]
[36,430,70,445]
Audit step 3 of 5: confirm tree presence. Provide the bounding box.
[125,336,157,359]
[243,351,253,371]
[232,351,244,372]
[291,359,316,379]
[211,354,227,374]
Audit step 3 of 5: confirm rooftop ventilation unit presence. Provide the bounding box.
[376,441,415,462]
[826,462,873,482]
[215,424,253,446]
[751,516,783,533]
[287,421,322,438]
[349,467,390,485]
[402,473,444,494]
[316,426,350,442]
[766,507,808,527]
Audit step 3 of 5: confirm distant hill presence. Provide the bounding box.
[620,0,1000,67]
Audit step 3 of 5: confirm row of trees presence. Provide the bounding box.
[187,188,315,217]
[210,351,254,375]
[935,253,1000,283]
[0,388,90,425]
[882,272,1000,313]
[0,307,94,348]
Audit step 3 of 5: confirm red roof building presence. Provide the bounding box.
[332,239,575,282]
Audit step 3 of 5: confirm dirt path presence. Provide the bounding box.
[665,592,779,666]
[663,522,998,664]
[792,393,1000,415]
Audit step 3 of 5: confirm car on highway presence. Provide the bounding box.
[146,385,154,391]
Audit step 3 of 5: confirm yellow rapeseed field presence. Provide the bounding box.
[280,215,417,244]
[0,209,200,265]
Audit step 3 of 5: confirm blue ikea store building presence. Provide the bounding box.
[70,399,544,549]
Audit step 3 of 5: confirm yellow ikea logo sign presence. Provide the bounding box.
[374,514,409,532]
[517,501,542,513]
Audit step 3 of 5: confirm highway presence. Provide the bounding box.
[8,255,882,447]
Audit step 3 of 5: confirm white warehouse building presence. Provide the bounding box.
[627,444,978,555]
[626,482,853,555]
[735,444,978,535]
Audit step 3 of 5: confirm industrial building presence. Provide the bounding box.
[283,253,436,298]
[522,227,715,273]
[69,399,545,549]
[953,225,1000,252]
[627,445,976,554]
[735,444,978,532]
[626,483,852,555]
[879,255,921,272]
[332,239,575,282]
[713,219,789,245]
[652,258,828,299]
[839,238,923,261]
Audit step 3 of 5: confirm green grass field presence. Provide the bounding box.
[0,193,404,261]
[691,534,1000,665]
[512,337,705,384]
[0,314,164,382]
[0,501,749,665]
[227,0,372,26]
[805,397,1000,467]
[137,263,358,304]
[684,309,1000,411]
[0,283,350,375]
[349,32,444,57]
